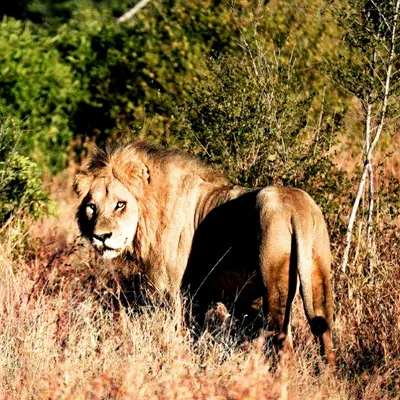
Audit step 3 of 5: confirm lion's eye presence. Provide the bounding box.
[87,203,96,212]
[115,201,126,211]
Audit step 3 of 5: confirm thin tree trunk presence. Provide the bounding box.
[366,162,375,273]
[366,51,376,270]
[341,0,399,274]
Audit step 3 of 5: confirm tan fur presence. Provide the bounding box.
[74,140,335,364]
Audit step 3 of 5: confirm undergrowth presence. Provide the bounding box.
[0,172,399,399]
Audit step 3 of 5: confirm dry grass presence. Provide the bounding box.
[0,168,399,399]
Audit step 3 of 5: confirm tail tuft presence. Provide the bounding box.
[310,316,329,336]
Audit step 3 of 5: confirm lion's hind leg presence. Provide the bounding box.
[260,244,298,355]
[309,255,335,366]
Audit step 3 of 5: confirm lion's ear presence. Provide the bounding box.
[73,171,93,197]
[124,161,150,184]
[140,164,150,184]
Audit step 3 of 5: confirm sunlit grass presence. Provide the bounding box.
[0,173,399,399]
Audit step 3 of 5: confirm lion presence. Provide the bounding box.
[74,140,335,364]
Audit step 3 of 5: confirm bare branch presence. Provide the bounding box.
[370,0,391,30]
[341,0,400,274]
[116,0,153,23]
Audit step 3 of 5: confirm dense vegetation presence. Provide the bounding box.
[0,119,52,226]
[0,0,399,398]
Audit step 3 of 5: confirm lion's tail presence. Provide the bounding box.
[292,214,329,336]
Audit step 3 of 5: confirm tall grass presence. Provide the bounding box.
[0,170,399,399]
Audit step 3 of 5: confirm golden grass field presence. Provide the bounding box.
[0,152,399,399]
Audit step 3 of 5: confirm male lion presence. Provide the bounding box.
[74,140,334,363]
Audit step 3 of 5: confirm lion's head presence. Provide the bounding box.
[74,145,149,259]
[74,140,228,264]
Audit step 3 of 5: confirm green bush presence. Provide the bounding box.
[177,44,352,239]
[54,2,244,147]
[0,18,86,170]
[0,2,248,166]
[1,1,348,172]
[0,119,52,227]
[2,0,141,25]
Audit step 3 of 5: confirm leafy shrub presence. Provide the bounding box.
[0,18,86,170]
[54,2,244,148]
[2,0,141,25]
[0,2,249,166]
[177,43,352,239]
[1,1,349,171]
[0,119,52,227]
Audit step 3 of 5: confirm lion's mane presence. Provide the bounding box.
[82,140,233,280]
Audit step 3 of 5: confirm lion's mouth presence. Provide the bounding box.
[101,248,120,259]
[92,243,121,259]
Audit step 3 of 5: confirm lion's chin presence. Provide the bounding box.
[102,248,121,259]
[94,247,122,259]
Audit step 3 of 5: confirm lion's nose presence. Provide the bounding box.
[93,232,112,242]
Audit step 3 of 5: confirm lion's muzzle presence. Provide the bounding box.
[90,231,130,259]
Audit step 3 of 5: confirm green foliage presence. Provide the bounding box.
[0,18,86,170]
[0,120,52,226]
[0,0,350,173]
[329,0,400,103]
[177,43,351,237]
[239,0,348,116]
[54,2,242,147]
[0,2,248,167]
[1,0,139,24]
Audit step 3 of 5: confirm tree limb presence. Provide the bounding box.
[341,0,400,274]
[116,0,153,23]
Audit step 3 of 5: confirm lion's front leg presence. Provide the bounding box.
[145,265,184,321]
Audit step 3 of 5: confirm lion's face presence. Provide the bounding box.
[76,177,139,259]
